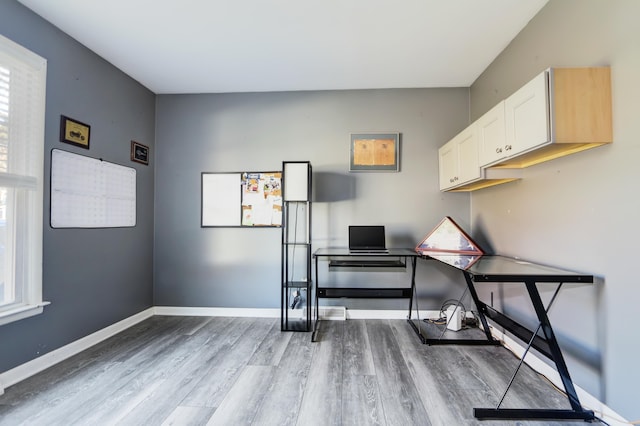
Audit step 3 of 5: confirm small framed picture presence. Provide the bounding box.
[59,115,90,149]
[349,132,400,172]
[131,140,149,165]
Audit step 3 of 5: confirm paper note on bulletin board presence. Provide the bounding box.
[50,149,136,228]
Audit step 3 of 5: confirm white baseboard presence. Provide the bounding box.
[0,307,155,395]
[153,306,280,317]
[346,309,439,320]
[488,326,628,426]
[296,307,440,321]
[154,306,440,321]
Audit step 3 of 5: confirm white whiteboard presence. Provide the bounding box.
[201,173,242,226]
[51,149,137,228]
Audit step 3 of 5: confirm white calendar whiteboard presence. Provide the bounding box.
[51,149,136,228]
[201,173,242,226]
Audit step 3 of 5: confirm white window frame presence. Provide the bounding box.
[0,34,48,326]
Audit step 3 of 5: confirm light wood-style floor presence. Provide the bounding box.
[0,316,584,425]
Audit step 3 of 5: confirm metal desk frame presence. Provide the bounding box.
[312,248,419,343]
[412,254,595,422]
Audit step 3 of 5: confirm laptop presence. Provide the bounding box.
[349,225,389,254]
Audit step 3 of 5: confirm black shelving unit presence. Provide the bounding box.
[281,161,312,331]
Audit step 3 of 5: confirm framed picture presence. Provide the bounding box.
[59,115,90,149]
[131,140,149,165]
[349,132,400,172]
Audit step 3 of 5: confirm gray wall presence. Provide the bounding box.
[154,89,472,310]
[0,1,155,372]
[470,0,639,419]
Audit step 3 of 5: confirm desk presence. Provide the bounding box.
[414,252,595,422]
[312,248,419,342]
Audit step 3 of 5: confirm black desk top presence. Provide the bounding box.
[314,247,419,257]
[421,252,593,283]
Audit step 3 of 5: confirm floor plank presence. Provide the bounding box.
[161,406,217,426]
[341,374,386,426]
[206,365,274,425]
[365,320,431,426]
[343,320,375,376]
[180,317,274,408]
[295,321,343,426]
[251,332,315,426]
[115,317,252,425]
[248,320,293,367]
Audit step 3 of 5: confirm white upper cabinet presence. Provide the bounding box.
[438,139,458,190]
[504,71,550,158]
[456,125,481,185]
[438,124,480,191]
[477,101,507,167]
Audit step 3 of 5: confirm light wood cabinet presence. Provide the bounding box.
[495,67,612,168]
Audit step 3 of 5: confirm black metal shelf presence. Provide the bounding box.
[281,161,312,332]
[283,280,312,288]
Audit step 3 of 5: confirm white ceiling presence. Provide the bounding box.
[18,0,548,94]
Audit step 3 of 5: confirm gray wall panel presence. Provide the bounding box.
[470,0,639,419]
[0,1,155,372]
[154,89,471,309]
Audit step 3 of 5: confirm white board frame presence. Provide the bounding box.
[201,173,242,227]
[50,149,136,228]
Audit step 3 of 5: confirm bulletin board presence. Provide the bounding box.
[50,149,137,228]
[201,171,282,227]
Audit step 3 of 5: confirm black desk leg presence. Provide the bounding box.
[474,281,594,421]
[407,256,417,315]
[525,281,593,417]
[463,272,497,343]
[406,257,428,343]
[311,256,320,342]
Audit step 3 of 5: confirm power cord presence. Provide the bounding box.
[423,299,476,327]
[287,203,303,309]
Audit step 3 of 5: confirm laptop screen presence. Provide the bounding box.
[349,226,386,251]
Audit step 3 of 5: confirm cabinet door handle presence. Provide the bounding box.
[505,144,512,151]
[496,148,502,153]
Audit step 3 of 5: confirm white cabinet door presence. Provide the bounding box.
[505,71,550,156]
[456,125,480,184]
[478,101,507,167]
[438,125,480,191]
[438,139,458,190]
